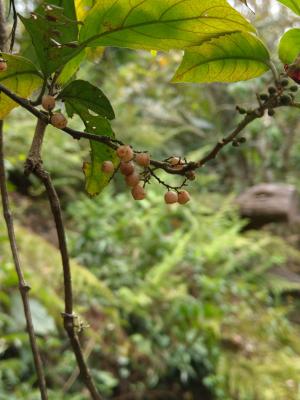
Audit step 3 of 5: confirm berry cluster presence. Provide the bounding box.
[41,95,68,129]
[101,145,191,204]
[40,95,193,204]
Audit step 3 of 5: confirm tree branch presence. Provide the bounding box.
[0,121,48,400]
[0,79,299,178]
[25,120,103,400]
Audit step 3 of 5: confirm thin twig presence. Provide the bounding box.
[8,0,17,52]
[25,119,103,400]
[0,121,48,400]
[1,81,299,178]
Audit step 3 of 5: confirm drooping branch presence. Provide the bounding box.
[25,119,103,400]
[0,81,299,179]
[0,121,49,400]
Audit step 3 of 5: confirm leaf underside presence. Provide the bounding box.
[278,28,300,64]
[79,0,256,51]
[172,32,270,83]
[60,80,118,196]
[19,3,82,76]
[276,0,300,15]
[0,53,42,119]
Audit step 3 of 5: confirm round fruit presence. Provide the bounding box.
[42,95,56,111]
[0,59,7,72]
[178,190,190,205]
[131,184,146,200]
[135,152,150,167]
[164,191,178,204]
[117,145,134,162]
[125,172,140,187]
[50,113,68,129]
[120,161,135,176]
[102,161,114,174]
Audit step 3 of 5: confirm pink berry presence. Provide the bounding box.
[178,190,190,204]
[102,161,114,174]
[51,113,67,129]
[125,172,140,187]
[42,95,56,111]
[131,184,146,200]
[135,152,150,167]
[164,191,178,204]
[117,145,134,162]
[120,161,135,176]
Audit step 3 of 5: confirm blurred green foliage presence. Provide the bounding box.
[2,189,300,399]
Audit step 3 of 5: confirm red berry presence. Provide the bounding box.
[117,145,133,162]
[178,190,190,204]
[125,172,140,187]
[164,191,178,204]
[50,113,67,129]
[42,95,56,111]
[102,161,114,174]
[120,161,135,176]
[135,152,150,167]
[131,184,146,200]
[0,59,7,72]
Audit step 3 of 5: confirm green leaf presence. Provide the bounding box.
[79,0,255,51]
[172,32,270,83]
[19,3,83,76]
[75,0,96,21]
[59,79,115,119]
[276,0,300,15]
[60,80,118,196]
[82,116,119,196]
[0,53,43,119]
[279,29,300,64]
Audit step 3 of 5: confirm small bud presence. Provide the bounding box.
[238,137,247,144]
[117,145,134,162]
[268,86,277,95]
[131,184,146,200]
[281,78,289,87]
[50,113,68,129]
[125,172,140,187]
[186,170,196,181]
[259,94,269,101]
[290,85,298,92]
[102,161,114,174]
[120,161,135,176]
[268,109,275,116]
[0,59,7,72]
[42,95,56,111]
[237,107,246,114]
[164,191,178,204]
[232,140,239,147]
[178,190,190,205]
[135,152,150,167]
[280,94,292,105]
